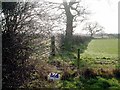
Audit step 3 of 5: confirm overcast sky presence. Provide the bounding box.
[47,0,119,34]
[2,0,119,34]
[83,0,119,34]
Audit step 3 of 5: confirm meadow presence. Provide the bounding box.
[58,38,120,89]
[80,38,119,69]
[81,38,118,58]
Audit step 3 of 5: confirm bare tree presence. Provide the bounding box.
[83,22,104,38]
[62,0,89,39]
[43,0,90,50]
[44,0,89,38]
[1,1,56,88]
[1,2,40,88]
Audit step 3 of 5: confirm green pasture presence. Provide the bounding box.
[81,38,118,58]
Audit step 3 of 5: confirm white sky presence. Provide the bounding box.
[46,0,119,34]
[83,0,119,34]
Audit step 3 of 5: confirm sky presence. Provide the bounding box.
[46,0,119,34]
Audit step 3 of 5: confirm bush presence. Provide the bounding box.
[59,34,91,52]
[86,77,120,90]
[2,32,34,88]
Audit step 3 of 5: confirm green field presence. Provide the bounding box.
[80,39,119,69]
[59,38,120,89]
[81,38,118,58]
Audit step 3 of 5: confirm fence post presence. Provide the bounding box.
[51,36,55,56]
[77,49,80,70]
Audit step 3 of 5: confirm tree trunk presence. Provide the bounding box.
[51,36,55,56]
[66,15,73,38]
[63,0,74,39]
[63,0,74,50]
[91,33,93,38]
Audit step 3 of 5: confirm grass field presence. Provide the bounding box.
[81,38,118,58]
[80,38,119,69]
[58,38,120,89]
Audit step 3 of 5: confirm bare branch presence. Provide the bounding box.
[83,22,104,37]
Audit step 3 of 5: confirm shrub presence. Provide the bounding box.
[58,34,91,52]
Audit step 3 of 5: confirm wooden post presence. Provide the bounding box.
[77,49,80,70]
[51,36,55,56]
